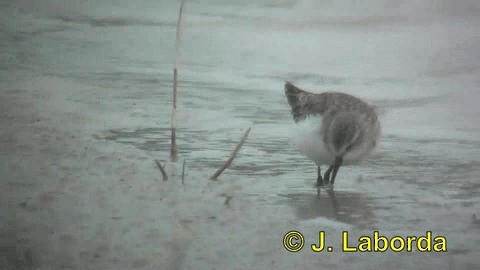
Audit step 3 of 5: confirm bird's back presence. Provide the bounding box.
[285,81,377,124]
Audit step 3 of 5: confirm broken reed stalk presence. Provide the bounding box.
[210,127,251,180]
[155,160,168,181]
[170,0,186,162]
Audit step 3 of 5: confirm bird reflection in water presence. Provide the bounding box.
[282,188,375,227]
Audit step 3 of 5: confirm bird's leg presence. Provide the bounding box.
[316,166,324,187]
[323,165,333,184]
[330,156,343,185]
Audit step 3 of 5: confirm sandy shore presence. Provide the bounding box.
[2,0,480,268]
[0,76,305,269]
[1,76,180,269]
[2,76,479,270]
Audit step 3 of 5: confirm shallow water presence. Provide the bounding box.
[2,0,480,269]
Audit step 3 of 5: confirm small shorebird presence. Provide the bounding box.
[284,82,380,186]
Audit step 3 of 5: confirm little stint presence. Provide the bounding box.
[285,82,380,186]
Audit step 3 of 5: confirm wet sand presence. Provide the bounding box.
[2,75,479,269]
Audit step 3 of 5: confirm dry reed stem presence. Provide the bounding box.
[170,0,186,162]
[210,127,251,180]
[170,68,178,162]
[155,159,169,181]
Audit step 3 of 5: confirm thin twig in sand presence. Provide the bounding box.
[224,196,233,206]
[220,193,233,206]
[210,127,251,180]
[155,160,168,181]
[170,0,186,162]
[181,159,186,184]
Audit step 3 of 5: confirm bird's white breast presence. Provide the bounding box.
[290,115,335,166]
